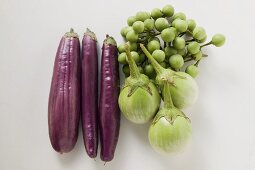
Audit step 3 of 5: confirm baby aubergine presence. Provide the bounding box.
[148,82,191,154]
[118,44,160,124]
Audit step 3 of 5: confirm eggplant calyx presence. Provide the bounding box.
[64,28,79,38]
[85,28,97,42]
[122,74,153,97]
[127,84,152,97]
[152,108,189,125]
[104,35,117,46]
[156,70,187,87]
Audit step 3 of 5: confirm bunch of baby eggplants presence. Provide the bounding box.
[118,4,225,153]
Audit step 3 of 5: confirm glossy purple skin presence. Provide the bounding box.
[48,35,81,153]
[99,37,120,162]
[81,33,98,158]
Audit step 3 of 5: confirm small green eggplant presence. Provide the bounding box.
[118,44,161,124]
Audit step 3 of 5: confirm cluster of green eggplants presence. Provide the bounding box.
[118,5,225,79]
[118,4,225,154]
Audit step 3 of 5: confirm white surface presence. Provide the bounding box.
[0,0,255,170]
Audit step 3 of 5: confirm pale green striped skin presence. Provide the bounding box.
[118,82,160,124]
[148,108,191,153]
[168,72,198,109]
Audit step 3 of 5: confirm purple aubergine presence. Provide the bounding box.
[48,28,81,153]
[99,35,120,162]
[81,29,98,158]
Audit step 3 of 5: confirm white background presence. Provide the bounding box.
[1,0,255,170]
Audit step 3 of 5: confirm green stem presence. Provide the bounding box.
[104,35,117,46]
[195,59,201,66]
[186,38,195,42]
[85,28,97,41]
[163,82,174,109]
[149,30,160,36]
[184,53,192,58]
[179,32,185,37]
[184,57,193,62]
[64,28,78,38]
[125,44,140,79]
[140,44,164,74]
[186,30,193,35]
[201,42,212,48]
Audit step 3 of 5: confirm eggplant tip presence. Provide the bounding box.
[104,35,117,46]
[84,28,97,41]
[64,28,79,38]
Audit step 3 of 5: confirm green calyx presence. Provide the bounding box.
[155,69,186,87]
[152,81,189,125]
[140,43,186,86]
[152,107,189,125]
[148,107,191,153]
[64,28,79,38]
[152,82,189,125]
[104,35,117,46]
[122,44,153,97]
[84,28,97,41]
[122,74,152,97]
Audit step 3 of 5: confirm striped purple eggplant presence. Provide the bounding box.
[81,29,98,158]
[99,35,120,162]
[48,29,81,153]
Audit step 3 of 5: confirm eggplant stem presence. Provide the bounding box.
[164,42,166,48]
[140,44,164,74]
[201,42,212,48]
[186,38,195,43]
[179,32,185,37]
[85,28,97,41]
[64,28,78,38]
[104,35,117,46]
[163,82,174,109]
[195,59,201,66]
[184,58,193,62]
[125,44,140,79]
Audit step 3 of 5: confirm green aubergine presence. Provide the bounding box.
[148,82,191,153]
[140,44,198,109]
[118,44,160,124]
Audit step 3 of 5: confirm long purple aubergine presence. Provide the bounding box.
[99,35,120,162]
[81,29,98,158]
[48,29,81,153]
